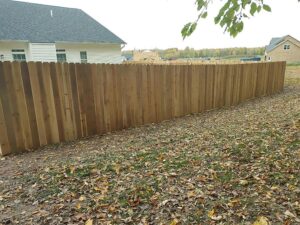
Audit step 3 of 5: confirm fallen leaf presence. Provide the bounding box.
[85,219,93,225]
[187,190,196,198]
[252,216,270,225]
[228,198,240,207]
[170,218,179,225]
[211,215,222,221]
[70,166,76,174]
[114,164,121,174]
[284,210,296,218]
[239,180,249,185]
[207,209,215,218]
[79,196,86,201]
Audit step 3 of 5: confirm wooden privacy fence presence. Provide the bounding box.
[0,61,286,156]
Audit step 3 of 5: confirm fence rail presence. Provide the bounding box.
[0,61,286,156]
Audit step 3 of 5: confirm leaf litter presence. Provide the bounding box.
[0,68,300,225]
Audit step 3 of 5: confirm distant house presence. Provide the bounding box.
[265,35,300,63]
[133,50,161,62]
[0,0,126,63]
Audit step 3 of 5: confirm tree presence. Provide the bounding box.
[181,0,274,39]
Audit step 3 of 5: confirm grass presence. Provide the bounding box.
[287,62,300,67]
[285,64,300,85]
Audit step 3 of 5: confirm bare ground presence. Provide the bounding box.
[0,66,300,225]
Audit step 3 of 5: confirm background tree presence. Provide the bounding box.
[181,0,273,39]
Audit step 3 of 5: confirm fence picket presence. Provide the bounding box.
[0,61,286,155]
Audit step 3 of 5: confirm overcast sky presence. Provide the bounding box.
[18,0,300,50]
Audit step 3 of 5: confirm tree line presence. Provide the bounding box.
[123,47,265,60]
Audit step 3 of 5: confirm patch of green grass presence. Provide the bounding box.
[217,170,235,184]
[163,158,189,170]
[36,185,60,200]
[187,211,205,223]
[287,62,300,67]
[65,166,92,178]
[229,144,253,163]
[268,172,287,185]
[288,140,300,150]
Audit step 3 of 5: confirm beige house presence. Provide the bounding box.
[133,50,161,62]
[265,35,300,63]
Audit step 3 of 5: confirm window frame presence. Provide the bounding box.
[80,51,88,63]
[12,49,26,62]
[284,44,290,50]
[56,49,67,63]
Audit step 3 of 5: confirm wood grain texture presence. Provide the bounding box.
[0,61,286,155]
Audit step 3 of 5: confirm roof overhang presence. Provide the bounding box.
[54,41,126,45]
[0,40,29,43]
[266,38,300,53]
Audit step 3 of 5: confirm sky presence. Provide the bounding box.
[17,0,300,50]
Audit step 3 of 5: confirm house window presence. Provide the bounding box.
[284,44,290,50]
[56,49,67,62]
[80,51,87,63]
[12,49,26,62]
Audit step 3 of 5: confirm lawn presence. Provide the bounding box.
[0,66,300,225]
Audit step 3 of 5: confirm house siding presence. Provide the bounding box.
[55,43,123,64]
[266,37,300,63]
[29,43,57,62]
[0,41,29,61]
[0,41,123,64]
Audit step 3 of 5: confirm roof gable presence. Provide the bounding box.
[0,0,125,44]
[266,35,300,53]
[265,36,286,52]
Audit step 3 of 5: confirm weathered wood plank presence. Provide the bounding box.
[0,95,11,155]
[41,63,60,144]
[69,63,82,138]
[0,61,285,155]
[11,62,33,150]
[20,62,40,149]
[3,62,25,151]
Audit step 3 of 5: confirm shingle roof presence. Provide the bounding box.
[0,0,125,44]
[265,36,286,53]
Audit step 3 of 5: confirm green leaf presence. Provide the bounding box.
[220,18,226,28]
[257,5,262,13]
[232,0,238,7]
[181,23,191,39]
[236,21,244,33]
[201,12,208,18]
[227,8,235,21]
[214,15,221,24]
[250,2,257,16]
[220,0,231,13]
[190,22,197,33]
[196,0,205,11]
[181,22,197,39]
[263,4,271,12]
[243,13,249,18]
[241,0,248,9]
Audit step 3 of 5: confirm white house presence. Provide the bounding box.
[0,0,126,63]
